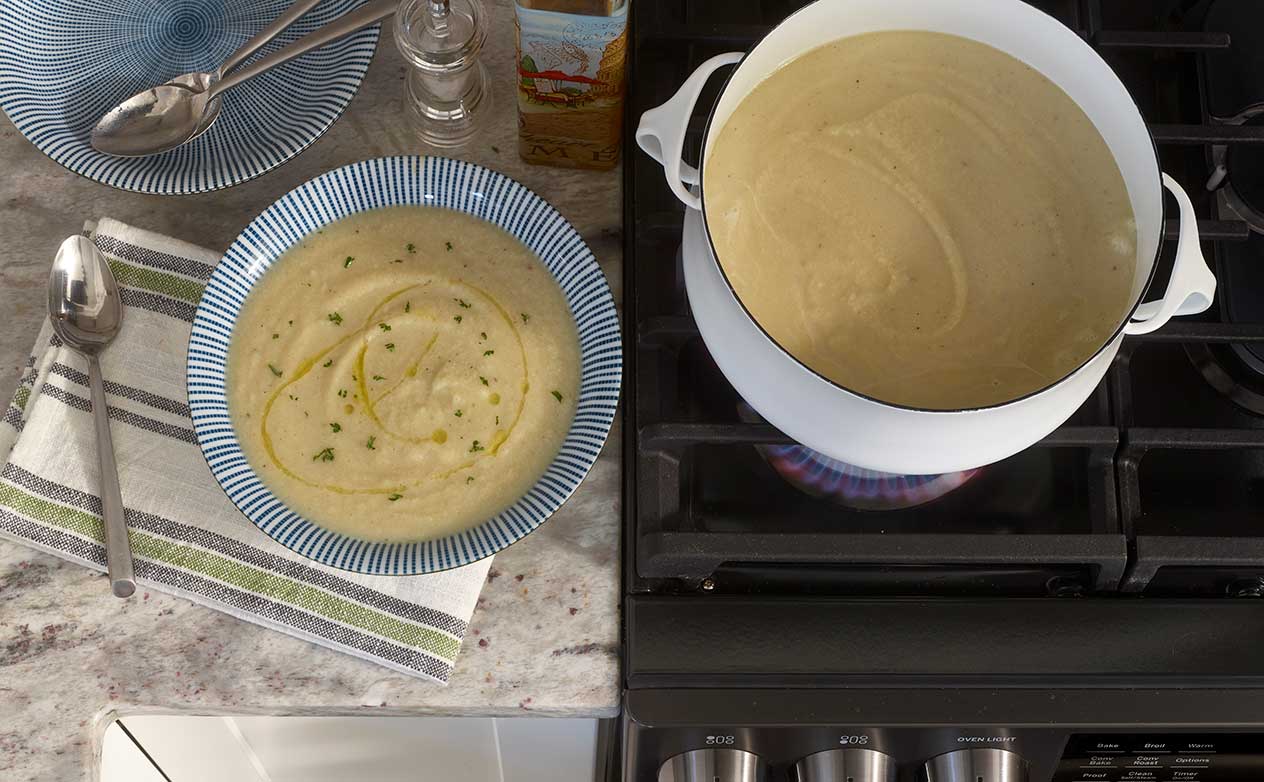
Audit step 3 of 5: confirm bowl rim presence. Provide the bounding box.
[186,155,622,575]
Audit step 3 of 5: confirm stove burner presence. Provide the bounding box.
[1187,341,1264,416]
[738,404,979,509]
[1225,115,1264,220]
[1210,108,1264,234]
[1203,106,1264,402]
[1204,0,1264,116]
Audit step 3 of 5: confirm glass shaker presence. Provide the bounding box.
[394,0,490,147]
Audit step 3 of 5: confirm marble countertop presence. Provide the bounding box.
[0,2,623,779]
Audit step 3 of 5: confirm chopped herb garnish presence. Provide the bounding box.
[521,312,530,323]
[351,374,357,381]
[466,476,475,483]
[268,363,282,377]
[404,301,411,313]
[328,312,343,325]
[479,376,489,386]
[388,493,402,501]
[288,394,298,401]
[470,440,484,453]
[366,436,376,450]
[495,415,500,425]
[454,315,463,323]
[330,422,341,433]
[491,145,500,153]
[288,320,293,326]
[392,258,403,264]
[322,359,333,368]
[337,389,348,398]
[445,241,454,252]
[483,350,494,356]
[479,332,487,340]
[385,343,395,352]
[454,410,463,417]
[455,298,471,309]
[406,243,416,254]
[313,447,335,462]
[343,255,354,268]
[378,322,391,332]
[551,390,564,403]
[271,333,279,340]
[372,374,385,381]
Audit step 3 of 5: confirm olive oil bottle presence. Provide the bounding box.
[513,0,628,170]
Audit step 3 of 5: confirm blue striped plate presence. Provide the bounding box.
[0,0,378,195]
[187,157,622,574]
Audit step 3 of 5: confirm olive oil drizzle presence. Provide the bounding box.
[259,278,531,494]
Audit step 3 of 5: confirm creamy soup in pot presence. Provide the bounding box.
[703,31,1137,410]
[228,207,580,543]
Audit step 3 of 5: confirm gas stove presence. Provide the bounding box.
[620,1,1264,781]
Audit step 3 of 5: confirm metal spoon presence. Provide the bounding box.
[91,0,397,157]
[165,0,329,148]
[94,0,327,155]
[48,236,134,598]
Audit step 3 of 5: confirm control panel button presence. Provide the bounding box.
[926,748,1029,782]
[658,748,765,782]
[1054,733,1264,781]
[792,748,895,782]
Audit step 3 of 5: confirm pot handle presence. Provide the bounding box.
[1125,173,1216,335]
[635,52,744,211]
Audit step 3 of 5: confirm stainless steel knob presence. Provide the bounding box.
[792,748,896,782]
[658,748,765,782]
[925,748,1028,782]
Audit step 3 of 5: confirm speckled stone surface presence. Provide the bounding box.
[0,3,623,779]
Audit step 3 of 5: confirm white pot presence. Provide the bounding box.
[635,0,1218,475]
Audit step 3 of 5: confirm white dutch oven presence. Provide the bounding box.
[635,0,1218,475]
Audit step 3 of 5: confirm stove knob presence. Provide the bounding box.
[658,748,765,782]
[792,748,896,782]
[925,748,1028,782]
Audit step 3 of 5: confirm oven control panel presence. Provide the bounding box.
[1053,734,1264,782]
[623,690,1264,782]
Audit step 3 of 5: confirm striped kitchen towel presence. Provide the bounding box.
[0,218,490,683]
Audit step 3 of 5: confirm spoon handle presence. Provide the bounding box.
[88,353,135,598]
[211,0,397,98]
[220,0,326,75]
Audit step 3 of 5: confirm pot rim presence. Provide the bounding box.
[695,0,1165,415]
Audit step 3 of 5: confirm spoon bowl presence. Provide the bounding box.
[90,79,218,158]
[49,236,124,352]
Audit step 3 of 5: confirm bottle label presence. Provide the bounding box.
[514,4,628,166]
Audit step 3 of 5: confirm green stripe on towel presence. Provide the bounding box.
[0,481,461,662]
[108,259,205,304]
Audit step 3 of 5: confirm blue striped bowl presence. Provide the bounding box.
[0,0,378,195]
[187,157,622,574]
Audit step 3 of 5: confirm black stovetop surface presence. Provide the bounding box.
[621,0,1264,604]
